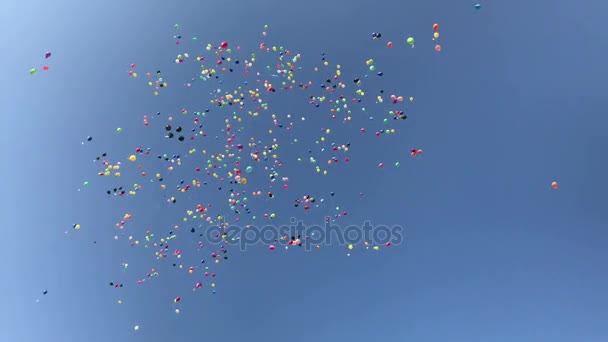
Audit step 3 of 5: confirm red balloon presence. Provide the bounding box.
[220,41,228,48]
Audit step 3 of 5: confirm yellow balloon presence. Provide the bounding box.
[433,32,440,39]
[129,155,137,162]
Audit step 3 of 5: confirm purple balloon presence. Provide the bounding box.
[45,52,51,58]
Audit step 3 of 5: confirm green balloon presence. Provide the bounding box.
[407,37,415,45]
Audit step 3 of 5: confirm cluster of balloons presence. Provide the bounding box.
[432,23,442,52]
[30,51,52,75]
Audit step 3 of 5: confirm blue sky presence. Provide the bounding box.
[2,0,608,341]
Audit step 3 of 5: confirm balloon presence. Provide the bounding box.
[433,23,439,31]
[406,37,415,45]
[551,181,558,190]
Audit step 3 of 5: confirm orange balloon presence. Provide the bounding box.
[551,181,558,190]
[433,23,439,31]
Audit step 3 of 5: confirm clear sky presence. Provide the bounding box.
[2,0,608,341]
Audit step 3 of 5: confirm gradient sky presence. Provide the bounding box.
[2,0,608,341]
